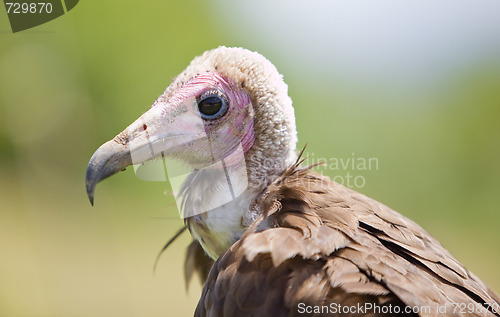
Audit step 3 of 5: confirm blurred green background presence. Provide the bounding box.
[1,1,499,316]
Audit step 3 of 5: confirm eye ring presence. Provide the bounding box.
[197,91,229,120]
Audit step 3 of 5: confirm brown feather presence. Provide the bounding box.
[185,240,215,288]
[194,164,500,316]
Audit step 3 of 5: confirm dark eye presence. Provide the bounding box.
[197,93,228,120]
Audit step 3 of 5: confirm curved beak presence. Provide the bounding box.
[85,139,132,206]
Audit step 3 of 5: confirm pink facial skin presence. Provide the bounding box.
[157,72,255,164]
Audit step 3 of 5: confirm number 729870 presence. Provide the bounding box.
[5,2,53,14]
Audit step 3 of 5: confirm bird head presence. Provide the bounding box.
[86,47,297,215]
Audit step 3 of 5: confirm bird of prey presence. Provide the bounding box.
[86,47,499,316]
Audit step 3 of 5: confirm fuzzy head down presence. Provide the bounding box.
[160,46,298,189]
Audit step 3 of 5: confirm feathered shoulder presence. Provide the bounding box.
[194,159,500,316]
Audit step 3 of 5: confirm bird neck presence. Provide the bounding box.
[186,188,255,260]
[185,146,297,260]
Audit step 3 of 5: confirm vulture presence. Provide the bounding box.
[86,47,500,317]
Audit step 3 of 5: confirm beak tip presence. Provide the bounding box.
[85,139,132,208]
[86,178,96,206]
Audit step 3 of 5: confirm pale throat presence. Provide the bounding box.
[185,142,296,260]
[184,145,259,260]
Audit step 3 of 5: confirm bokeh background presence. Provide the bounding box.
[1,1,499,316]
